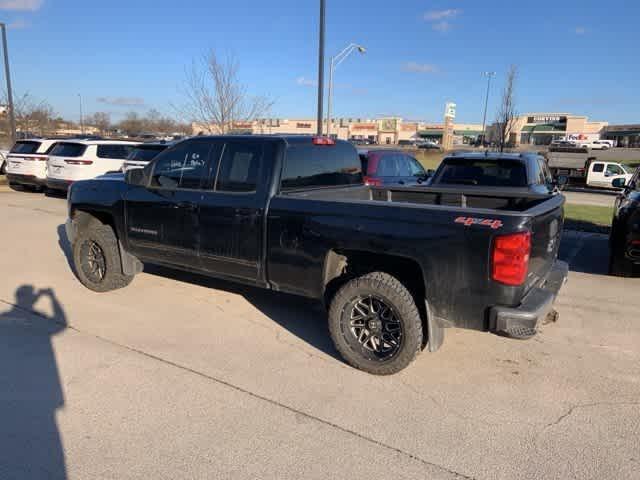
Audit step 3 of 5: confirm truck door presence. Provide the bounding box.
[603,163,628,188]
[124,139,218,268]
[587,162,606,187]
[197,140,275,283]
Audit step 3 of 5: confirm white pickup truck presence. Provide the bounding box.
[547,147,633,189]
[575,140,612,150]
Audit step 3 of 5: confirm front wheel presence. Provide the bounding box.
[328,272,423,375]
[72,224,134,292]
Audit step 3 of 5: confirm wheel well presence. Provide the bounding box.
[323,249,426,306]
[71,209,116,233]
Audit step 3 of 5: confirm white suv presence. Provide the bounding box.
[46,140,138,191]
[5,139,60,190]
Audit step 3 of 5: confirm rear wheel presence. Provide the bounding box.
[72,224,134,292]
[328,272,423,375]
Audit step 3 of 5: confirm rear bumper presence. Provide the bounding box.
[46,178,73,191]
[7,173,46,187]
[490,260,569,338]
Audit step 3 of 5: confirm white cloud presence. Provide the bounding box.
[296,76,317,87]
[97,96,145,106]
[424,8,461,21]
[574,26,587,35]
[0,0,43,11]
[432,21,452,32]
[403,62,440,73]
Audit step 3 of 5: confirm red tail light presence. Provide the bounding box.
[492,231,531,286]
[64,159,93,165]
[364,176,382,187]
[312,136,336,146]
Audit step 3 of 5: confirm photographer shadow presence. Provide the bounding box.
[0,286,68,479]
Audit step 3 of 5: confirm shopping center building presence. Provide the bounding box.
[487,113,609,146]
[192,117,484,145]
[193,113,640,148]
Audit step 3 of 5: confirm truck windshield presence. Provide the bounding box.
[433,158,528,187]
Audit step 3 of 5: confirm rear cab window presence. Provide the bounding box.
[48,142,87,157]
[281,141,362,191]
[433,157,528,187]
[127,145,167,162]
[10,141,42,154]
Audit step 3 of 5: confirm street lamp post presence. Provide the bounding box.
[481,71,496,145]
[78,94,84,134]
[0,23,16,144]
[326,43,366,137]
[316,0,326,136]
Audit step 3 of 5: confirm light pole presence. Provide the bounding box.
[78,94,84,134]
[316,0,326,136]
[326,43,366,137]
[480,71,496,146]
[0,23,16,144]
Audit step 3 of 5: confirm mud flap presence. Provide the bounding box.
[425,300,444,352]
[118,240,144,276]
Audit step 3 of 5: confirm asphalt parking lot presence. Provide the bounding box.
[1,189,639,480]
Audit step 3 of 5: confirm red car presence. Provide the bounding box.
[359,149,429,186]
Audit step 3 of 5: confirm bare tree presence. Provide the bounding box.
[118,111,144,137]
[494,65,518,152]
[87,112,111,135]
[0,92,57,138]
[177,50,273,134]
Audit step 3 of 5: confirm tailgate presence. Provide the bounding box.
[525,198,564,292]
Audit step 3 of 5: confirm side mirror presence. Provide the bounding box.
[556,175,568,187]
[426,169,435,177]
[612,177,627,188]
[125,168,145,186]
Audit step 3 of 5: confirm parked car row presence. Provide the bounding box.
[4,137,171,193]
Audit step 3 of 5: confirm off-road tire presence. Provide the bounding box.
[328,271,423,375]
[72,224,134,292]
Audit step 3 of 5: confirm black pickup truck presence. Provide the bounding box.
[65,135,568,374]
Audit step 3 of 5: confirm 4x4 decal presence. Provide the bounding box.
[455,216,503,230]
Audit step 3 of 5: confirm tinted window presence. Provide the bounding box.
[538,159,552,184]
[592,163,605,173]
[215,142,264,193]
[97,144,134,159]
[151,140,212,190]
[48,142,87,158]
[408,157,426,176]
[281,142,362,190]
[10,141,42,154]
[377,155,399,176]
[127,145,167,162]
[433,158,528,187]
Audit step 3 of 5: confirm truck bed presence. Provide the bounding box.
[285,184,554,213]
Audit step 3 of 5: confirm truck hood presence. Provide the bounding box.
[96,172,126,182]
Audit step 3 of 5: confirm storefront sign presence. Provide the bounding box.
[444,102,456,119]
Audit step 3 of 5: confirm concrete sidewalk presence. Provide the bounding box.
[1,192,639,480]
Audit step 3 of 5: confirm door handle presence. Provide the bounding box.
[176,201,197,211]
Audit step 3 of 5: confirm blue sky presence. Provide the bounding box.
[1,0,639,124]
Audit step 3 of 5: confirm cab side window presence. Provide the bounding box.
[215,142,263,193]
[606,164,623,176]
[592,163,605,173]
[151,140,212,190]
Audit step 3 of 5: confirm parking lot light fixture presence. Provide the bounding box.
[481,71,496,145]
[0,23,16,144]
[326,43,366,136]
